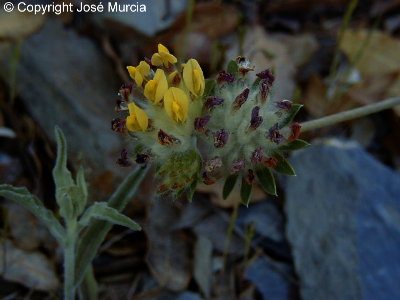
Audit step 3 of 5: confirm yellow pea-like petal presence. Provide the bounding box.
[127,102,148,131]
[134,105,149,131]
[183,61,194,94]
[160,52,177,67]
[164,87,189,123]
[126,115,140,132]
[154,69,168,104]
[193,69,203,95]
[158,43,170,54]
[134,72,143,87]
[127,66,136,80]
[137,61,150,76]
[151,53,163,66]
[183,59,204,97]
[144,80,157,102]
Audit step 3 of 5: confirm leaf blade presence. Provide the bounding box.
[278,139,310,151]
[79,202,141,231]
[255,167,277,196]
[272,152,296,176]
[227,59,238,75]
[203,79,216,98]
[0,184,65,243]
[240,177,252,207]
[223,174,238,200]
[279,104,303,128]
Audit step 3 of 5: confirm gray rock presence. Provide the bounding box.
[285,139,400,300]
[237,200,285,243]
[95,0,187,37]
[245,256,296,300]
[0,18,123,172]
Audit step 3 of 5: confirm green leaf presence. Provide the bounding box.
[53,127,77,220]
[272,152,296,176]
[58,190,75,221]
[255,167,277,196]
[75,166,88,214]
[279,104,303,128]
[227,59,238,75]
[278,139,311,151]
[240,177,252,207]
[79,202,141,231]
[75,166,148,286]
[53,126,74,191]
[203,79,216,98]
[223,174,238,200]
[0,184,65,243]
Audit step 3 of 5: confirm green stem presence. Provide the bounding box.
[64,222,77,300]
[78,266,98,300]
[300,97,400,132]
[222,200,239,269]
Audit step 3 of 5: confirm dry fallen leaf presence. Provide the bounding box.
[0,11,46,41]
[0,240,60,291]
[169,2,240,40]
[304,30,400,118]
[340,29,400,114]
[145,199,191,291]
[226,25,297,102]
[341,30,400,76]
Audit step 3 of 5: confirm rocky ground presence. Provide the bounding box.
[0,0,400,299]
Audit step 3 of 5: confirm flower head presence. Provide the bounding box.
[183,59,205,97]
[127,61,150,87]
[113,47,304,202]
[151,44,177,68]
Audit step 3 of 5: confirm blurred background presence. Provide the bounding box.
[0,0,400,299]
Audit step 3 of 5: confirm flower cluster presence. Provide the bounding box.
[112,45,308,204]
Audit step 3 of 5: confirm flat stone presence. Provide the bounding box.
[0,18,123,172]
[245,256,296,300]
[285,139,400,300]
[95,0,187,37]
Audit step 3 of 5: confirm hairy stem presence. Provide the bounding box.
[64,221,77,300]
[300,97,400,132]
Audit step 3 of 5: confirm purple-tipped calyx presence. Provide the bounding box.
[231,159,246,174]
[111,118,127,134]
[214,129,229,148]
[232,88,250,111]
[117,149,132,167]
[205,96,224,110]
[276,100,292,111]
[217,70,235,84]
[249,106,263,130]
[268,123,284,144]
[194,115,211,133]
[251,147,264,164]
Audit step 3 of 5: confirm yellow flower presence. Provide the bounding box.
[151,44,177,68]
[126,102,148,132]
[127,61,150,87]
[183,59,205,97]
[144,69,168,104]
[164,87,189,123]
